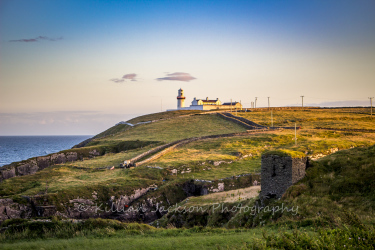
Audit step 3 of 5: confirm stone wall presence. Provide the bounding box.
[260,154,307,200]
[217,113,264,130]
[222,113,268,129]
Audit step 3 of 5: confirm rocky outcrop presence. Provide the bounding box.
[36,156,50,170]
[0,150,101,182]
[0,199,32,222]
[17,161,39,176]
[66,152,78,162]
[0,174,260,224]
[50,153,67,164]
[1,167,16,180]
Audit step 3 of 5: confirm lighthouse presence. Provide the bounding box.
[177,88,185,109]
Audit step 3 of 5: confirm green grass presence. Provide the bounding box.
[127,110,207,124]
[93,124,132,139]
[0,218,285,249]
[88,114,247,147]
[225,144,375,230]
[1,219,374,249]
[288,144,375,220]
[0,226,265,250]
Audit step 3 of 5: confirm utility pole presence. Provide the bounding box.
[268,97,270,110]
[295,123,297,146]
[300,96,304,111]
[370,97,374,117]
[255,97,257,109]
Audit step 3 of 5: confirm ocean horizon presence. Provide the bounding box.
[0,135,92,167]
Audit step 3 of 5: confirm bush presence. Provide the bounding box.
[252,225,375,249]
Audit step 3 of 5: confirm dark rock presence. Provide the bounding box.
[37,156,50,170]
[17,163,39,176]
[66,152,78,162]
[182,180,208,196]
[51,153,66,164]
[0,199,32,222]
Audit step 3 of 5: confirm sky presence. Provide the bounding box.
[1,0,374,135]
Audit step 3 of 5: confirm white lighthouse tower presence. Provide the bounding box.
[177,88,185,109]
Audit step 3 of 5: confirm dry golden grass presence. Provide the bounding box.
[238,108,375,130]
[179,186,260,207]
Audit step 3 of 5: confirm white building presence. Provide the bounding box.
[170,89,242,111]
[191,97,221,106]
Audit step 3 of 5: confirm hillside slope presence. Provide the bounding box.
[0,108,374,227]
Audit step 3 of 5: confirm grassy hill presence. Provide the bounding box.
[87,113,247,147]
[1,107,375,248]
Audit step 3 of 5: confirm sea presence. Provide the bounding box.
[0,136,92,167]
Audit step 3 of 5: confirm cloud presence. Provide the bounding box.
[306,100,371,107]
[109,78,125,83]
[9,36,63,42]
[156,72,196,82]
[110,73,137,83]
[123,73,137,81]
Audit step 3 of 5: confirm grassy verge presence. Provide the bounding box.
[1,218,374,249]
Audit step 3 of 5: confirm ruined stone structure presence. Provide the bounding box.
[260,153,308,200]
